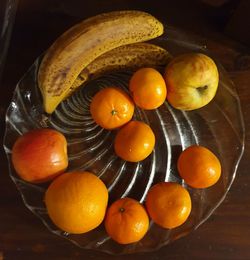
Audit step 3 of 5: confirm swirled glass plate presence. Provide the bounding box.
[3,26,245,254]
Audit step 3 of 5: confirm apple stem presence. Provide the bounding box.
[197,85,208,94]
[119,207,125,213]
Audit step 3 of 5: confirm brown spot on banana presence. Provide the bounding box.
[38,10,164,114]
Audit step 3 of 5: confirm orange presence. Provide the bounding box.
[177,145,221,188]
[145,182,191,229]
[104,197,149,244]
[45,171,108,234]
[90,87,134,129]
[129,67,167,110]
[114,121,155,162]
[12,128,68,183]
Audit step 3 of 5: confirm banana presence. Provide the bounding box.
[68,43,171,93]
[38,10,164,114]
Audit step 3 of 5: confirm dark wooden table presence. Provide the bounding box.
[1,1,250,259]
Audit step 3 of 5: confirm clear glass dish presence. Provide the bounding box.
[3,26,245,255]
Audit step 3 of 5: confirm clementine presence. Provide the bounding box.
[45,171,108,234]
[177,145,221,188]
[12,128,68,183]
[90,87,134,129]
[104,197,149,244]
[114,121,155,162]
[146,182,191,229]
[129,67,167,110]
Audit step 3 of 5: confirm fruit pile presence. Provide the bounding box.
[12,129,221,244]
[11,10,222,245]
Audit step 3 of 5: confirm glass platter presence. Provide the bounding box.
[3,26,245,255]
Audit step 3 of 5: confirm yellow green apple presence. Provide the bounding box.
[164,53,219,110]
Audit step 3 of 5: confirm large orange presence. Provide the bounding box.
[104,197,149,244]
[145,182,191,229]
[129,67,167,110]
[114,121,155,162]
[45,172,108,234]
[90,87,134,129]
[12,128,68,183]
[177,145,221,188]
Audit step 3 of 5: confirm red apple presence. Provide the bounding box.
[12,128,68,183]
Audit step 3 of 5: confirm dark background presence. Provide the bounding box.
[1,0,250,259]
